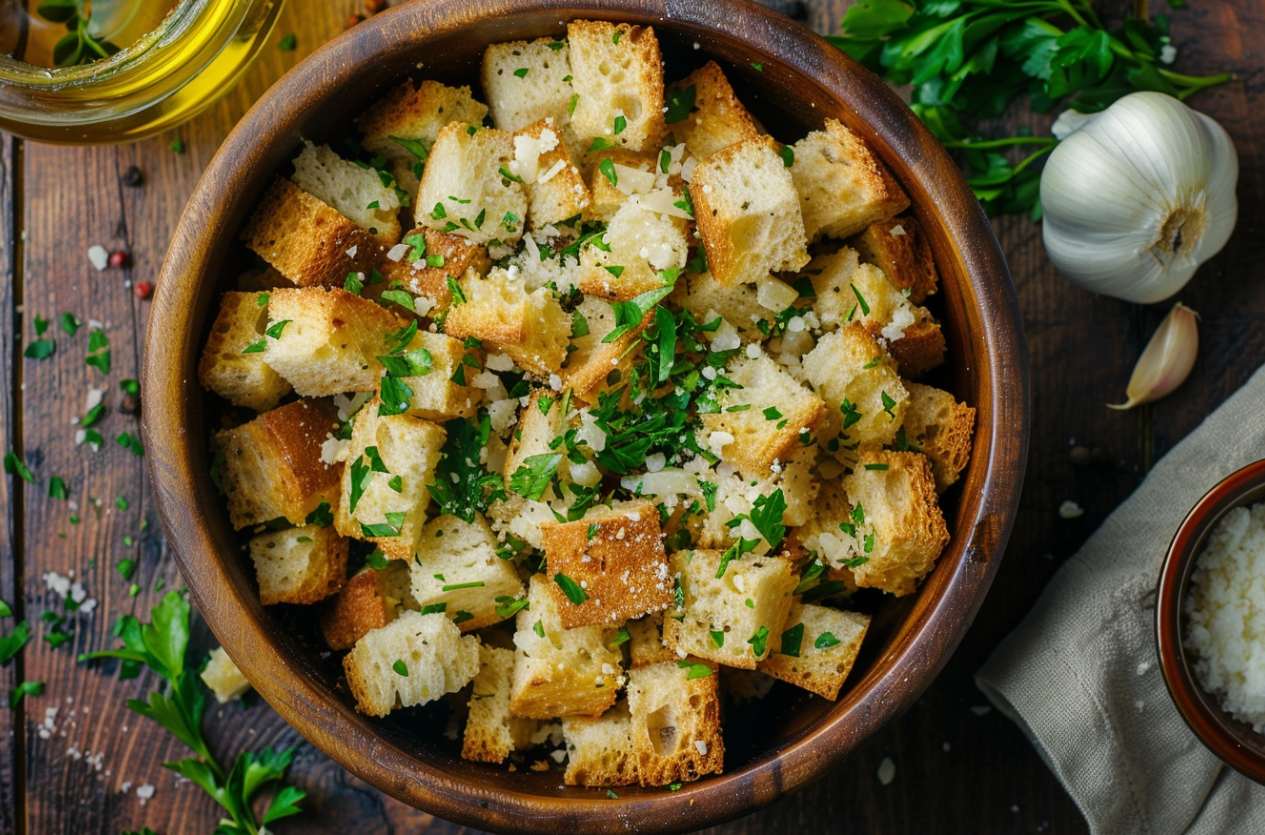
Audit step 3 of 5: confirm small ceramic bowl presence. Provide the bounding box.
[1157,459,1265,785]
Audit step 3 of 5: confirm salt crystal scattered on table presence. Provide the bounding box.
[87,245,109,271]
[135,784,154,804]
[1058,500,1084,519]
[877,757,896,786]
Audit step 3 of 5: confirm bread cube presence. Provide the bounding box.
[887,317,946,378]
[683,446,820,550]
[627,612,674,668]
[248,524,347,605]
[691,137,810,286]
[378,226,491,311]
[666,61,761,160]
[566,21,665,153]
[795,475,866,571]
[791,118,909,242]
[563,295,651,402]
[669,271,775,343]
[541,499,673,628]
[626,660,724,785]
[842,449,950,596]
[197,291,292,411]
[291,140,402,244]
[586,149,656,221]
[242,178,380,287]
[502,388,569,488]
[579,198,689,301]
[699,350,825,477]
[262,286,407,396]
[414,122,527,246]
[343,610,480,717]
[662,549,797,669]
[356,79,489,198]
[410,514,526,632]
[562,700,640,786]
[387,329,481,422]
[200,647,251,704]
[802,323,908,449]
[900,382,975,492]
[443,267,570,375]
[333,403,446,559]
[463,645,537,763]
[483,38,575,134]
[757,602,870,700]
[487,492,566,551]
[851,215,938,304]
[509,575,623,718]
[512,118,591,230]
[211,398,342,529]
[320,561,412,651]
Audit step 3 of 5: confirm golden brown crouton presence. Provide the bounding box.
[343,610,480,717]
[377,226,491,311]
[666,61,761,160]
[757,601,870,700]
[513,118,592,229]
[627,612,675,669]
[410,514,526,632]
[482,38,575,134]
[851,215,939,304]
[562,295,653,403]
[567,21,665,153]
[626,660,724,785]
[586,148,657,221]
[319,561,411,651]
[802,323,908,450]
[791,118,909,242]
[901,382,975,492]
[248,524,347,606]
[414,122,527,246]
[197,291,292,412]
[443,267,571,375]
[463,644,537,764]
[562,701,640,786]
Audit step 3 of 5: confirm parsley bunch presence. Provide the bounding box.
[829,0,1231,218]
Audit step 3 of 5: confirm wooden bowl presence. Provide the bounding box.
[1157,460,1265,785]
[143,0,1029,831]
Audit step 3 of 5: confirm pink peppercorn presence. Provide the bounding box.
[133,281,154,300]
[109,250,129,268]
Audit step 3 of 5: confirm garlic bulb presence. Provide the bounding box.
[1041,92,1238,304]
[1108,302,1198,410]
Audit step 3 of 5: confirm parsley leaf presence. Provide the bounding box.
[553,573,588,605]
[427,412,507,522]
[508,453,562,501]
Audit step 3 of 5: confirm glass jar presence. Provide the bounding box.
[0,0,285,144]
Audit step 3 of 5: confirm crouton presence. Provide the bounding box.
[662,549,797,669]
[509,575,622,718]
[414,122,527,245]
[699,349,825,477]
[197,291,292,412]
[443,267,570,375]
[669,271,777,343]
[757,602,870,700]
[791,118,909,242]
[291,140,403,244]
[842,449,950,596]
[802,323,908,450]
[343,610,480,717]
[888,318,946,377]
[463,644,537,763]
[691,137,810,286]
[200,647,252,704]
[320,561,412,651]
[567,21,665,153]
[242,178,380,287]
[579,197,689,300]
[262,286,407,397]
[851,215,938,304]
[795,475,866,571]
[486,492,566,552]
[333,403,446,559]
[627,612,675,668]
[377,227,491,311]
[410,514,526,632]
[562,701,640,786]
[511,118,591,229]
[502,388,569,490]
[626,660,724,785]
[562,295,652,402]
[482,38,575,134]
[586,149,657,221]
[541,499,673,628]
[248,524,347,605]
[901,382,975,492]
[210,398,342,529]
[385,329,482,422]
[666,61,761,160]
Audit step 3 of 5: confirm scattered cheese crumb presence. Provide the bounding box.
[87,245,109,271]
[877,757,896,786]
[1058,500,1084,519]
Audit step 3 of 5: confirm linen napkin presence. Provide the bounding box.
[977,365,1265,835]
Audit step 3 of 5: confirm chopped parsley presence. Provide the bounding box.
[554,573,588,605]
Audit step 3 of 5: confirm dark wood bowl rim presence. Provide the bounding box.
[1156,458,1265,785]
[143,0,1031,831]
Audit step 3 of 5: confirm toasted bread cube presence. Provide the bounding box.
[343,610,480,717]
[667,61,761,160]
[242,178,380,287]
[291,140,402,244]
[387,329,482,422]
[888,318,946,377]
[211,399,342,529]
[197,291,292,411]
[851,215,938,304]
[463,644,537,763]
[487,492,567,551]
[262,286,407,397]
[563,295,651,402]
[627,612,675,668]
[567,21,665,153]
[200,647,251,704]
[901,382,975,492]
[248,524,347,605]
[333,404,446,559]
[512,119,591,229]
[669,272,775,343]
[356,80,489,198]
[483,39,575,133]
[410,514,526,632]
[502,388,569,487]
[791,118,909,242]
[700,350,825,477]
[663,549,797,669]
[586,149,656,221]
[444,267,570,375]
[843,449,950,596]
[562,701,640,786]
[378,227,491,311]
[510,575,623,718]
[802,323,909,449]
[691,137,809,286]
[795,476,865,571]
[757,602,870,700]
[626,660,724,785]
[320,561,412,651]
[579,198,689,301]
[415,123,527,245]
[542,500,673,628]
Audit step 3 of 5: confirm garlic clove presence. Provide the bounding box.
[1108,302,1199,410]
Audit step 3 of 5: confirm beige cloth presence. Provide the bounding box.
[977,366,1265,835]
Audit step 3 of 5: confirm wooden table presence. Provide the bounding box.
[1,0,1259,832]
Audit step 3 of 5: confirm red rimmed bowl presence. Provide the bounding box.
[143,0,1029,831]
[1157,459,1265,785]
